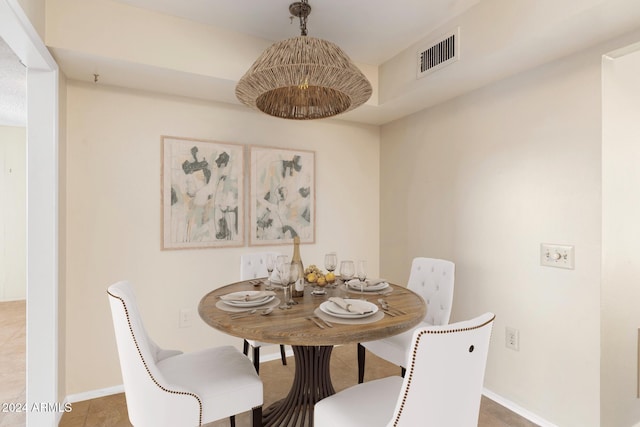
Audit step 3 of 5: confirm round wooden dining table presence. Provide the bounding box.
[198,279,426,427]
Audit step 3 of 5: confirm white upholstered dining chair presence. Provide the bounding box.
[240,252,287,373]
[316,312,495,427]
[358,257,455,382]
[107,281,263,427]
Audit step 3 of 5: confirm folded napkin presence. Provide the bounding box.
[220,291,276,302]
[328,297,372,315]
[347,278,388,287]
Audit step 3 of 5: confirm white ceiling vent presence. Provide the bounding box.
[417,28,459,79]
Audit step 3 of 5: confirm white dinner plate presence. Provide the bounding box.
[221,292,275,307]
[347,280,390,292]
[223,296,275,307]
[319,299,378,319]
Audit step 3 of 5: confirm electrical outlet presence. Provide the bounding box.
[179,308,194,328]
[505,327,519,351]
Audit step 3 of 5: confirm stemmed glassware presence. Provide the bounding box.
[278,261,291,310]
[265,253,275,290]
[288,263,299,305]
[276,255,288,285]
[324,252,337,287]
[339,260,355,292]
[357,260,367,298]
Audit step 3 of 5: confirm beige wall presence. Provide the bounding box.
[0,126,26,301]
[380,46,604,426]
[63,82,380,394]
[602,45,640,427]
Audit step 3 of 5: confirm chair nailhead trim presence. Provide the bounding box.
[390,314,496,427]
[108,291,204,426]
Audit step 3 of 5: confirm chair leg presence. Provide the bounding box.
[279,344,287,365]
[252,406,263,427]
[357,343,366,384]
[229,415,236,427]
[243,339,249,356]
[401,367,406,378]
[253,346,260,374]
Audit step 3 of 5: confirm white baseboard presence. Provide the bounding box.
[258,347,294,362]
[483,388,558,427]
[65,385,125,404]
[0,297,26,303]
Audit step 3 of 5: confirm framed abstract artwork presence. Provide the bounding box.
[161,136,244,249]
[249,146,315,245]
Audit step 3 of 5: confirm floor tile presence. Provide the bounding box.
[0,301,26,427]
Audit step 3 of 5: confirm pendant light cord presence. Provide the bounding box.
[299,2,308,36]
[290,0,311,36]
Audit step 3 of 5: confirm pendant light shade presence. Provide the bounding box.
[235,2,372,120]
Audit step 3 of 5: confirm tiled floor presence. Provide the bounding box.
[0,300,26,427]
[1,301,538,427]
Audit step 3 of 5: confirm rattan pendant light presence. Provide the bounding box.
[235,0,372,120]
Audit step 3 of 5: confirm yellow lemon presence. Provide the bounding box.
[306,272,317,283]
[317,276,327,287]
[325,272,336,283]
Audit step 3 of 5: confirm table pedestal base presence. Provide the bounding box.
[263,345,335,427]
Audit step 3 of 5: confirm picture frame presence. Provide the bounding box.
[161,136,244,249]
[249,146,315,245]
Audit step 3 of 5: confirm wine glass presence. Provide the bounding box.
[340,260,355,291]
[324,252,337,287]
[288,263,299,305]
[265,253,275,290]
[278,262,291,310]
[357,260,367,297]
[276,255,288,285]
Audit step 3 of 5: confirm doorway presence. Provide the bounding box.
[0,34,27,427]
[0,1,60,425]
[601,41,640,426]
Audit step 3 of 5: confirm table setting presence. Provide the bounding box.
[215,290,281,313]
[198,259,426,427]
[226,253,400,324]
[345,278,392,294]
[313,296,384,325]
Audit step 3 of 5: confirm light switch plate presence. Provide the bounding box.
[540,244,574,269]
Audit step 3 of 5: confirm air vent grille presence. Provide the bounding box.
[417,29,459,79]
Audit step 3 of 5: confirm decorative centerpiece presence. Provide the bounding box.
[304,264,336,295]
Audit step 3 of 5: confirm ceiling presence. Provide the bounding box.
[110,0,481,66]
[4,0,640,126]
